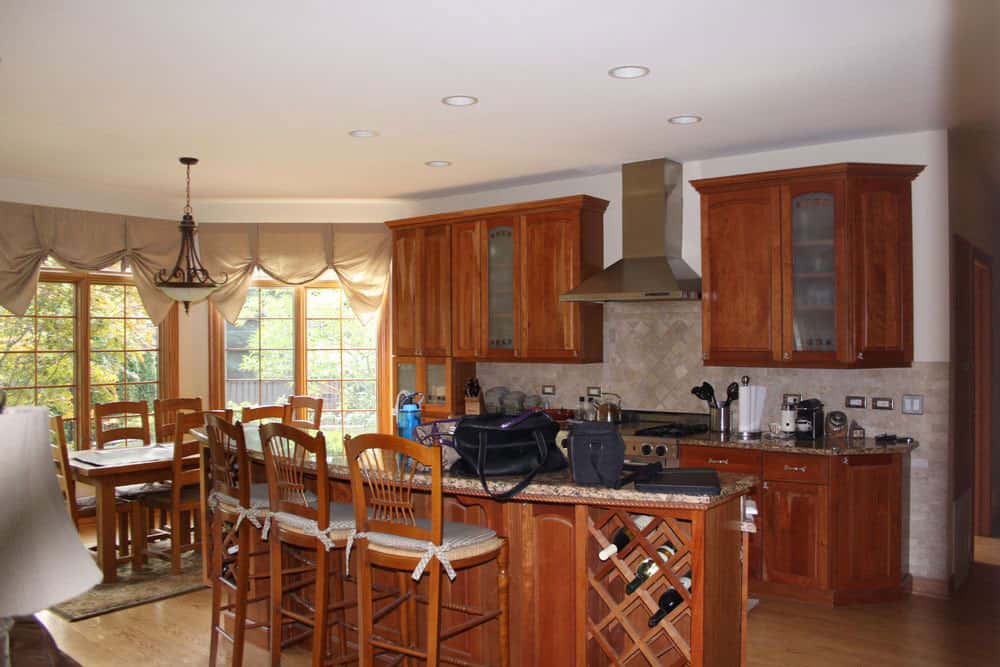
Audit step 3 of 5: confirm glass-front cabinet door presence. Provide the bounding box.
[423,359,448,411]
[393,358,418,402]
[781,181,846,364]
[483,216,519,359]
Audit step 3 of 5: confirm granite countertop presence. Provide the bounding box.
[674,432,918,456]
[192,427,754,510]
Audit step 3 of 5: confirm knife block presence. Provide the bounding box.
[464,396,484,415]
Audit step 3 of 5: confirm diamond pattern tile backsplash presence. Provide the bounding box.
[476,301,951,582]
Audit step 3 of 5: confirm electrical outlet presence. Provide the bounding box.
[586,386,602,397]
[901,394,924,415]
[541,384,556,396]
[871,396,895,410]
[845,395,867,409]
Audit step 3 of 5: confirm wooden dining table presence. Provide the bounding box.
[68,444,177,583]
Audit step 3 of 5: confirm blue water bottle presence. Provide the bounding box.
[396,390,423,441]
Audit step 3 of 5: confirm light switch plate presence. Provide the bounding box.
[586,386,602,397]
[872,396,895,411]
[541,384,556,396]
[901,394,924,415]
[845,395,867,409]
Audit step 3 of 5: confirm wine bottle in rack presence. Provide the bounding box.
[624,542,676,594]
[648,572,692,627]
[598,514,654,561]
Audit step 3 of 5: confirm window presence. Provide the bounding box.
[88,283,160,418]
[0,280,78,444]
[217,281,380,448]
[224,286,295,407]
[305,287,377,445]
[0,273,174,449]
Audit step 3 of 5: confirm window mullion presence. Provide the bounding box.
[78,276,91,449]
[295,286,306,397]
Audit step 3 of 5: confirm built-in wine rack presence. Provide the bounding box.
[586,508,695,666]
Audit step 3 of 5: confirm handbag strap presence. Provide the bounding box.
[585,440,620,489]
[475,429,549,500]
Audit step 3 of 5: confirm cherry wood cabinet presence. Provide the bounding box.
[692,163,924,368]
[390,223,451,357]
[678,444,908,605]
[386,195,607,364]
[761,480,830,590]
[392,356,475,418]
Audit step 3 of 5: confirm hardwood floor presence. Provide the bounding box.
[36,529,1000,665]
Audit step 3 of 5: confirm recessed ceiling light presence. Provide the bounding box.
[442,95,479,106]
[424,160,452,168]
[348,129,379,138]
[608,65,650,79]
[668,115,703,125]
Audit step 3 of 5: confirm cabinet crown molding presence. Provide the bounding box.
[690,162,925,194]
[384,194,609,229]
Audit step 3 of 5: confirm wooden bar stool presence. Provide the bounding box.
[206,414,272,667]
[345,432,510,666]
[261,422,356,667]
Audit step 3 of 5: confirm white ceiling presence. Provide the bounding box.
[0,1,961,200]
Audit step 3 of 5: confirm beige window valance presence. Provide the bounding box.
[0,201,391,324]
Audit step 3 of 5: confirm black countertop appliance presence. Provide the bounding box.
[795,399,824,440]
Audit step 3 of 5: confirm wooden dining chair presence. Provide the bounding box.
[142,408,231,573]
[283,395,322,430]
[241,404,287,424]
[262,422,357,667]
[153,397,204,443]
[50,415,139,565]
[206,414,271,667]
[93,401,150,449]
[345,432,510,666]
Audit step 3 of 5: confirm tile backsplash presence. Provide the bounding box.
[477,301,951,582]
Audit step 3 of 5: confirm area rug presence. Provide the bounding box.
[48,553,206,621]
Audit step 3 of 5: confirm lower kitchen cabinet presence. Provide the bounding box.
[678,444,908,605]
[761,480,829,590]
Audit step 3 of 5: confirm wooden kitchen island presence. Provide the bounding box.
[195,428,755,666]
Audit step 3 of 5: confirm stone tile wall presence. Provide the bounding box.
[476,301,951,582]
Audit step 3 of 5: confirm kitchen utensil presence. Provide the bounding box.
[595,392,622,423]
[700,382,717,408]
[691,384,715,409]
[724,382,739,407]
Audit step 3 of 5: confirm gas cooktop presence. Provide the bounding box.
[633,422,709,438]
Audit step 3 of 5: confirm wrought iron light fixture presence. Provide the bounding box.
[156,157,227,312]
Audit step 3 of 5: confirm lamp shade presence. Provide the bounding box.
[0,407,100,616]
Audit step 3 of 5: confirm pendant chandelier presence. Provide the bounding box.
[156,157,227,312]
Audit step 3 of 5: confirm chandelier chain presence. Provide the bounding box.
[184,163,193,215]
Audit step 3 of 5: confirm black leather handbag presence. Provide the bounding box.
[567,421,625,488]
[450,412,566,500]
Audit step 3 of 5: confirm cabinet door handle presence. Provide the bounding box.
[783,464,807,473]
[782,352,791,360]
[708,458,729,465]
[857,352,864,360]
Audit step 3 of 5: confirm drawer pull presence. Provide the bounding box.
[783,464,807,473]
[708,458,729,465]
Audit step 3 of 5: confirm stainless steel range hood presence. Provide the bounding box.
[560,158,701,302]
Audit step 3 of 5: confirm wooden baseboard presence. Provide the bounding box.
[909,575,951,598]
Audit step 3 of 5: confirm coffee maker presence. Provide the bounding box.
[795,398,824,440]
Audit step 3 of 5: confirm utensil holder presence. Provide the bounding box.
[709,405,733,433]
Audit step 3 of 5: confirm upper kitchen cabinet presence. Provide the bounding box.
[387,195,607,363]
[692,163,924,368]
[389,223,451,357]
